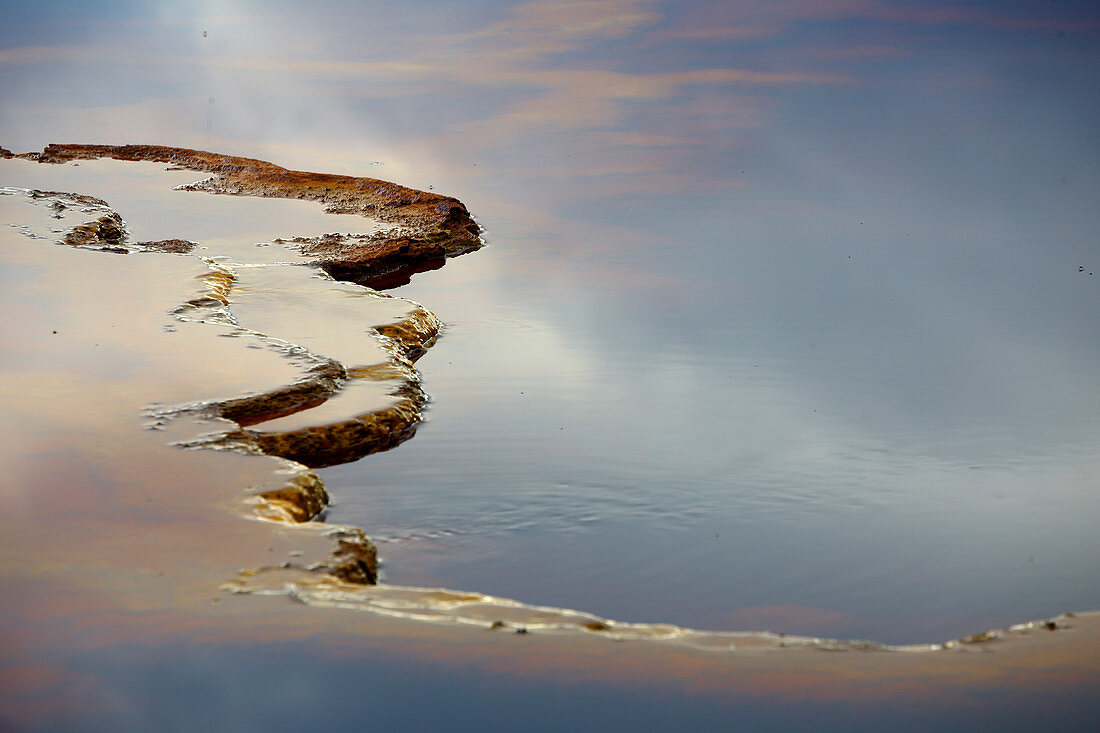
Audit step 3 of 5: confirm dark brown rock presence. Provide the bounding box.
[216,360,347,427]
[322,528,379,584]
[61,213,125,247]
[302,234,449,288]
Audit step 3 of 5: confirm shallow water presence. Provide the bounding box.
[320,209,1100,645]
[3,0,1100,727]
[1,143,1098,731]
[284,0,1100,644]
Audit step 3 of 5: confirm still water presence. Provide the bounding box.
[4,0,1099,646]
[3,0,1100,727]
[272,3,1100,646]
[320,188,1100,645]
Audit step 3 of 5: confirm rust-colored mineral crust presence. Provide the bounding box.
[133,238,197,254]
[61,212,125,247]
[247,387,425,468]
[23,143,482,286]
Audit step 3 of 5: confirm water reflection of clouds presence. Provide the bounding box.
[4,6,1100,724]
[0,0,837,195]
[4,0,1095,208]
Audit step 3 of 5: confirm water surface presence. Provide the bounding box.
[3,0,1100,727]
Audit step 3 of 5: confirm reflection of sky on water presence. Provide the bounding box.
[27,639,1095,731]
[3,0,1100,643]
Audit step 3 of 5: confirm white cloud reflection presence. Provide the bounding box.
[0,0,842,195]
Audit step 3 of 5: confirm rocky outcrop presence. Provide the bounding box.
[61,212,125,247]
[278,232,451,289]
[216,360,348,428]
[252,468,331,524]
[134,238,197,254]
[324,528,379,584]
[22,143,482,286]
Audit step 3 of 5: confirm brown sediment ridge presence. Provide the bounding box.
[149,253,444,582]
[19,143,482,287]
[156,255,441,473]
[229,566,1090,656]
[14,143,459,477]
[11,174,450,587]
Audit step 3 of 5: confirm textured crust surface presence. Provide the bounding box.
[22,143,482,286]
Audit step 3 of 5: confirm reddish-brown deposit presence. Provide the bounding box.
[22,143,482,286]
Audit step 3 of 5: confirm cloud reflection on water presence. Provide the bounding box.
[3,0,1098,583]
[2,2,1100,725]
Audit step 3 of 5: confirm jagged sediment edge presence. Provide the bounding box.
[149,256,444,584]
[225,570,1087,655]
[9,143,482,287]
[151,259,442,469]
[11,183,436,586]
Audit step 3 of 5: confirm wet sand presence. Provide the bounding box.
[1,150,1097,729]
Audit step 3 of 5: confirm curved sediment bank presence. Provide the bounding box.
[2,180,438,586]
[5,143,481,288]
[2,145,1095,661]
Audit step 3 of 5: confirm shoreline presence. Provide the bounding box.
[1,146,1096,662]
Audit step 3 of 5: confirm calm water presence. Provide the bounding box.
[271,4,1100,645]
[321,196,1100,644]
[6,0,1100,645]
[3,0,1100,727]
